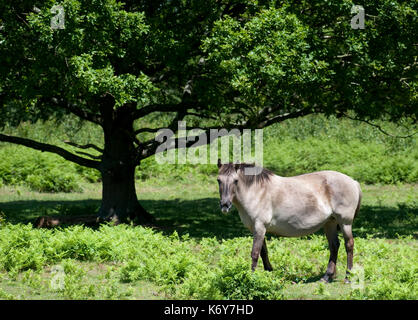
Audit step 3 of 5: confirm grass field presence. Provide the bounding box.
[0,115,417,299]
[0,181,416,300]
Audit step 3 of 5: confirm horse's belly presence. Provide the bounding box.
[267,210,330,237]
[267,222,324,237]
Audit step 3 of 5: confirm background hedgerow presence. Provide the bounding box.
[0,114,417,191]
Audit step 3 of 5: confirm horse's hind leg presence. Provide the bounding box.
[341,224,354,283]
[321,219,340,283]
[260,238,273,271]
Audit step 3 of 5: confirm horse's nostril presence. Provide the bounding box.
[220,201,232,213]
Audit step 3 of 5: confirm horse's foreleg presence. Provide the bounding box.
[341,224,354,283]
[260,239,273,271]
[251,225,266,272]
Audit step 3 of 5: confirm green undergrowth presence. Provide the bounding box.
[0,145,100,193]
[0,114,417,192]
[0,222,416,300]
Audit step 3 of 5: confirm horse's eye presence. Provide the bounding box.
[234,179,238,185]
[217,178,221,183]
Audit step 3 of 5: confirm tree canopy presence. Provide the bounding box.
[1,1,416,131]
[0,0,416,222]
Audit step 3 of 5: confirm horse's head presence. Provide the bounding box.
[216,159,239,214]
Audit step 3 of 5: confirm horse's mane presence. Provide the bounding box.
[219,163,274,187]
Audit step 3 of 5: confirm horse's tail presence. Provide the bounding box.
[354,181,362,220]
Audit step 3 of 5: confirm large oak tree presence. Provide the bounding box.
[0,0,416,223]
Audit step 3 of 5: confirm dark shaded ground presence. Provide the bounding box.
[0,200,100,225]
[1,197,417,239]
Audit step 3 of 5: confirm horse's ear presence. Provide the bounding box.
[234,162,240,172]
[217,158,222,168]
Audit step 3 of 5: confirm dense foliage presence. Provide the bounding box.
[0,223,416,299]
[1,0,416,127]
[1,0,416,220]
[0,115,416,192]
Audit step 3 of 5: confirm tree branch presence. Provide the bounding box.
[64,141,104,153]
[74,150,102,160]
[134,110,217,136]
[44,98,102,125]
[134,127,162,135]
[139,127,213,160]
[255,108,313,128]
[0,134,100,169]
[132,103,184,119]
[132,100,212,120]
[342,114,417,138]
[185,111,218,120]
[137,107,312,161]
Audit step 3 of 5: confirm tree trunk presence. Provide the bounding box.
[97,102,154,225]
[97,162,154,224]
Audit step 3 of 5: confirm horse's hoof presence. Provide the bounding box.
[344,278,351,284]
[321,273,336,283]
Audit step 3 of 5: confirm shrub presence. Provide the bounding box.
[213,261,284,300]
[0,145,97,192]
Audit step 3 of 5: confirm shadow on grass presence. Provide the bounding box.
[1,198,417,240]
[142,198,248,239]
[352,204,418,239]
[0,197,249,239]
[0,199,101,225]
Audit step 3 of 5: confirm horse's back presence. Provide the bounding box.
[290,170,361,223]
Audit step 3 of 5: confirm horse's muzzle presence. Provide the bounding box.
[220,201,232,213]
